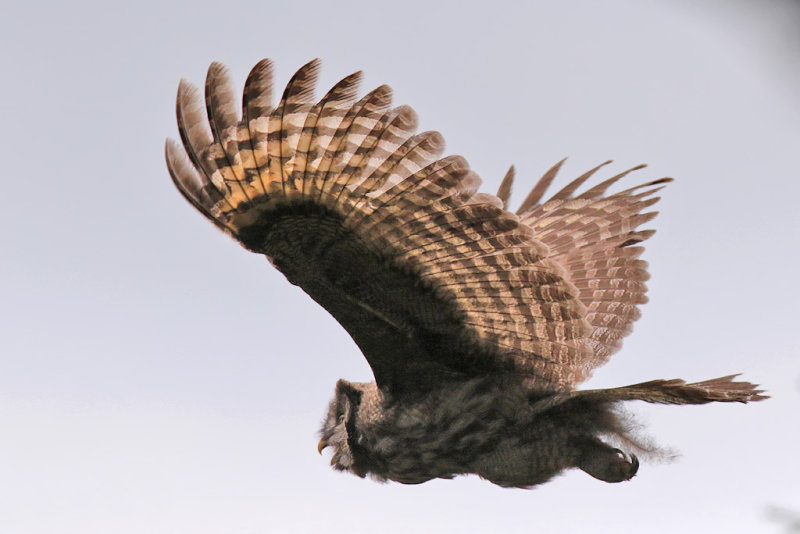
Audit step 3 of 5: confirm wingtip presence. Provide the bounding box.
[344,70,364,83]
[207,60,228,76]
[176,78,197,100]
[164,137,177,160]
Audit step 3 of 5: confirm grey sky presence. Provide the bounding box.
[1,1,798,533]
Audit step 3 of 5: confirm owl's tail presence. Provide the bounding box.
[575,374,768,405]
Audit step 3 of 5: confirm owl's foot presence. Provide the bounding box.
[575,438,639,483]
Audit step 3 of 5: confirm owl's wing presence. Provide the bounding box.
[166,59,666,395]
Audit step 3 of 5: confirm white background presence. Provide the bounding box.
[1,1,798,533]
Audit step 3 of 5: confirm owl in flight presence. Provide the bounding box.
[166,58,766,488]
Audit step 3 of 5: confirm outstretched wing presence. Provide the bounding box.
[166,59,665,395]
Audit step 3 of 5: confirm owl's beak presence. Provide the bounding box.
[317,438,328,454]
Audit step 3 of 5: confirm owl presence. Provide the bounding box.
[165,58,766,488]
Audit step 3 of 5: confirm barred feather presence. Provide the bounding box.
[504,162,675,364]
[570,375,769,405]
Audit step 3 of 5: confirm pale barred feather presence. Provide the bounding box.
[523,196,659,250]
[469,193,505,208]
[409,231,537,267]
[166,139,231,233]
[340,105,418,206]
[346,127,433,204]
[235,123,267,198]
[205,63,240,146]
[176,80,251,218]
[240,59,274,198]
[366,151,464,208]
[272,58,320,200]
[503,163,673,364]
[343,155,469,240]
[176,81,213,174]
[375,176,485,235]
[358,164,485,238]
[417,248,554,279]
[404,229,550,274]
[315,85,393,205]
[174,84,240,218]
[442,276,573,297]
[288,91,326,202]
[444,282,580,310]
[324,100,398,205]
[303,71,362,197]
[465,313,587,343]
[307,83,379,201]
[371,201,513,252]
[204,63,254,205]
[242,59,274,119]
[329,105,412,208]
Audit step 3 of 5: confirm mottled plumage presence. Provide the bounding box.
[166,59,766,488]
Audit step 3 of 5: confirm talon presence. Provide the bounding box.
[577,439,640,482]
[620,453,639,480]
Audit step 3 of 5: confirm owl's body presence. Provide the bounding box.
[328,378,636,487]
[166,58,766,488]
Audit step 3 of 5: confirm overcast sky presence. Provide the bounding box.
[1,1,799,533]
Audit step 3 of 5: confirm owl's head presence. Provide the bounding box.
[318,379,371,476]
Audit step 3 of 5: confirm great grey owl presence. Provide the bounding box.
[166,58,766,488]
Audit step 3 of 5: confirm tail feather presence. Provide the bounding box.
[582,374,769,405]
[531,374,767,416]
